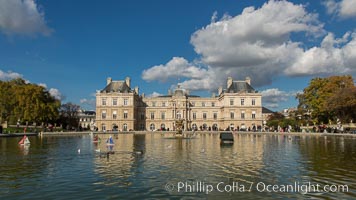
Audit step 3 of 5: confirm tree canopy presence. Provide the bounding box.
[0,78,60,124]
[296,75,356,123]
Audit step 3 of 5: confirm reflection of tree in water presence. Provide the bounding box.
[0,137,51,192]
[297,136,356,197]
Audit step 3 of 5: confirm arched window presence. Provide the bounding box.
[112,123,118,131]
[212,124,218,131]
[161,124,165,130]
[123,123,128,131]
[192,123,197,131]
[101,123,106,131]
[230,123,234,131]
[203,123,207,130]
[150,123,155,131]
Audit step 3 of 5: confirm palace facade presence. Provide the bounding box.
[96,77,263,131]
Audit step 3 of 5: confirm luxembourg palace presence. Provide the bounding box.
[96,77,263,131]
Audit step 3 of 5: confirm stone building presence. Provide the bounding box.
[78,110,96,131]
[96,77,263,131]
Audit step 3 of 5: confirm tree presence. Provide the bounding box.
[59,102,80,130]
[327,87,356,123]
[297,75,356,123]
[0,78,60,125]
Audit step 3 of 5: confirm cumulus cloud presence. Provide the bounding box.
[0,70,23,80]
[142,57,209,82]
[142,0,356,93]
[0,0,52,36]
[49,88,63,101]
[147,92,164,98]
[285,32,356,75]
[261,88,299,108]
[323,0,356,18]
[142,0,329,90]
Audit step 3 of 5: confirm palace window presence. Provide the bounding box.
[152,102,156,107]
[212,102,215,107]
[123,123,128,131]
[241,111,245,119]
[112,110,117,120]
[230,112,234,119]
[101,124,106,131]
[193,112,196,120]
[124,98,128,106]
[213,113,217,120]
[202,102,205,107]
[102,98,107,106]
[203,113,207,120]
[252,111,256,119]
[252,99,256,106]
[124,111,128,119]
[161,112,165,120]
[241,98,245,106]
[101,110,106,119]
[230,99,234,106]
[162,102,166,107]
[112,98,117,106]
[150,123,155,131]
[150,112,155,120]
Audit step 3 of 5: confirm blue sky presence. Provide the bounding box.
[1,0,356,111]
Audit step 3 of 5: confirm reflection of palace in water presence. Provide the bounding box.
[93,133,266,186]
[96,77,263,132]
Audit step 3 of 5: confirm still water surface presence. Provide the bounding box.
[0,133,355,199]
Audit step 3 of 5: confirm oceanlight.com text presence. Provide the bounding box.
[164,181,349,195]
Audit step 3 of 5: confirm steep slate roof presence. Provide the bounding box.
[225,81,256,93]
[262,107,274,114]
[101,81,131,93]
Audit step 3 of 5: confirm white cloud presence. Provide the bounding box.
[0,70,23,80]
[261,88,299,109]
[49,88,63,101]
[142,1,328,90]
[0,0,52,36]
[142,1,356,94]
[38,83,47,88]
[323,0,356,18]
[142,57,209,82]
[285,32,356,75]
[80,98,96,109]
[147,92,163,98]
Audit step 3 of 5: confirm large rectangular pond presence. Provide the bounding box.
[0,133,355,199]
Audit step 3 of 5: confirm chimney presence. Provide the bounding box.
[125,77,131,87]
[227,77,233,88]
[218,86,223,95]
[134,86,139,94]
[245,77,251,85]
[107,77,112,85]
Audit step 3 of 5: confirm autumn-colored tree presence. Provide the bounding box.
[0,78,60,125]
[327,87,356,123]
[297,75,356,123]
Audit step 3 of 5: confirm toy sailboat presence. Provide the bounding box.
[93,135,101,143]
[106,136,114,146]
[19,135,30,145]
